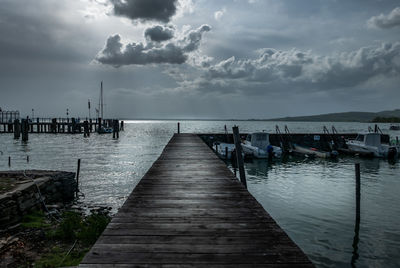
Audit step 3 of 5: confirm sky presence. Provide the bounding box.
[0,0,399,119]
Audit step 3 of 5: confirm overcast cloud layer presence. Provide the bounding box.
[0,0,400,119]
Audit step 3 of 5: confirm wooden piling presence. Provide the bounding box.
[232,126,247,189]
[351,163,361,265]
[112,120,119,139]
[8,156,10,167]
[13,119,20,139]
[21,119,29,142]
[177,122,180,134]
[355,163,360,223]
[98,118,102,133]
[84,120,90,137]
[27,155,29,163]
[76,159,81,195]
[120,120,124,131]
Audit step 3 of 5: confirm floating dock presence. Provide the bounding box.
[80,134,314,267]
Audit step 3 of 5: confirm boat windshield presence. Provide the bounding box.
[254,133,267,141]
[355,134,364,142]
[246,134,252,142]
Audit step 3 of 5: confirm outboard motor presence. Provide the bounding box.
[267,145,274,160]
[387,147,397,160]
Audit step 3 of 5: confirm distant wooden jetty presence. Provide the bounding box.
[79,134,314,267]
[0,118,123,139]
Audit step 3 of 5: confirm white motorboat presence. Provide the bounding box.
[213,142,236,159]
[346,132,398,158]
[242,132,282,158]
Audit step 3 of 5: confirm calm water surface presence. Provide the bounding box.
[0,120,399,267]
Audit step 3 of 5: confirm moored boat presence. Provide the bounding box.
[346,132,399,158]
[242,132,282,159]
[292,144,338,159]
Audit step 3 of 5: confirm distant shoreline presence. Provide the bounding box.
[120,109,400,123]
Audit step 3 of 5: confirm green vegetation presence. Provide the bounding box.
[34,246,88,268]
[371,116,400,123]
[19,209,110,267]
[21,210,51,228]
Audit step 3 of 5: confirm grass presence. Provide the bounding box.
[21,210,51,228]
[19,209,110,267]
[34,246,88,268]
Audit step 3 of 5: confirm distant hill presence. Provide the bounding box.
[268,109,400,122]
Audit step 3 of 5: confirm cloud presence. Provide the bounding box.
[145,25,174,42]
[367,7,400,29]
[181,42,400,95]
[96,24,211,66]
[182,24,211,52]
[214,7,226,21]
[111,0,178,23]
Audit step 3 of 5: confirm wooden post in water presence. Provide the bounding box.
[351,163,361,265]
[232,126,247,189]
[177,122,180,134]
[51,118,57,133]
[21,119,29,142]
[83,120,90,137]
[8,156,11,167]
[71,118,76,134]
[120,120,124,131]
[98,118,102,133]
[27,155,29,163]
[76,159,81,195]
[355,163,360,223]
[89,119,93,132]
[14,119,20,139]
[113,120,119,139]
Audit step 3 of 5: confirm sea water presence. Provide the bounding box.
[0,120,399,267]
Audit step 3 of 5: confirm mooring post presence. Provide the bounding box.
[21,119,29,142]
[83,120,89,137]
[14,119,20,139]
[232,126,247,189]
[76,159,81,195]
[112,119,119,139]
[98,117,102,133]
[355,163,360,222]
[177,122,180,134]
[27,155,29,163]
[351,163,361,265]
[8,156,11,167]
[120,120,124,131]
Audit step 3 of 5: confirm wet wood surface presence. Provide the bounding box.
[80,134,314,267]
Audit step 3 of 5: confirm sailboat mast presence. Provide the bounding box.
[100,81,104,118]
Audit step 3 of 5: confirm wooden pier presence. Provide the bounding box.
[80,134,314,267]
[0,118,123,135]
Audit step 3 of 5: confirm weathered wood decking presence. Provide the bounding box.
[80,134,313,267]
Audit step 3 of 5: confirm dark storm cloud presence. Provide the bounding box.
[111,0,178,23]
[187,42,400,94]
[144,25,174,42]
[96,25,211,66]
[368,7,400,29]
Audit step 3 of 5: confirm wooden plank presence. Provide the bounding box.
[79,134,313,267]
